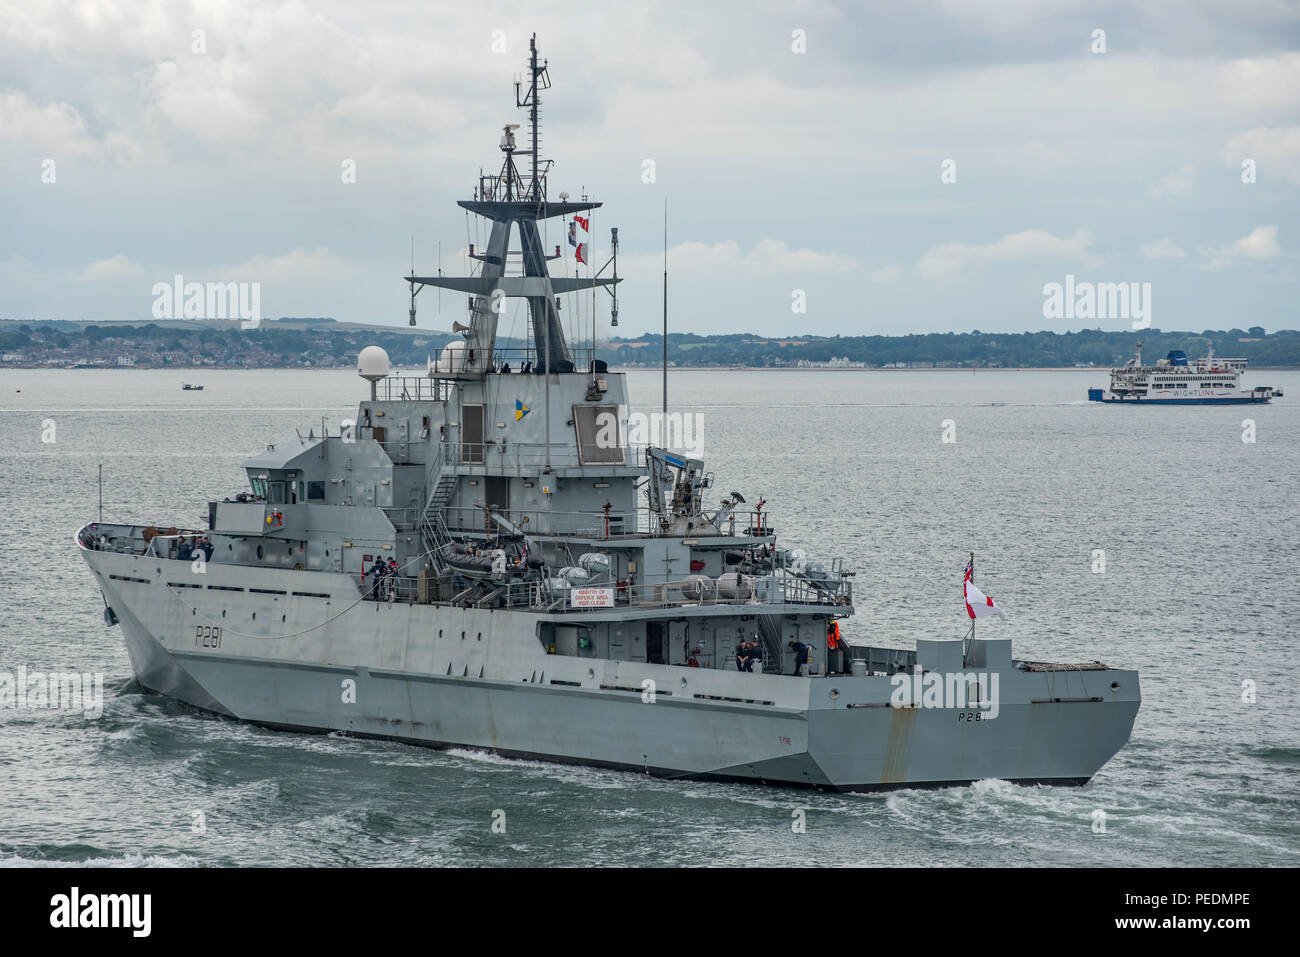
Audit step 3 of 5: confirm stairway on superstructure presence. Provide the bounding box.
[756,615,785,674]
[418,442,456,572]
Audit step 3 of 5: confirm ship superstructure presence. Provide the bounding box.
[1088,343,1282,404]
[77,38,1139,791]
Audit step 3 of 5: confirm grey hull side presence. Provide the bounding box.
[138,645,1137,792]
[90,550,1139,792]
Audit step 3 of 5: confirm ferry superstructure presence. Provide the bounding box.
[1088,343,1281,404]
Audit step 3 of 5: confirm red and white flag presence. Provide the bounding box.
[963,562,1007,619]
[575,242,588,265]
[574,215,589,231]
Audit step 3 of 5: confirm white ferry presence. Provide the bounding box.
[1088,344,1282,405]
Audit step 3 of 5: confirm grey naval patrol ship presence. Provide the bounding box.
[77,38,1138,791]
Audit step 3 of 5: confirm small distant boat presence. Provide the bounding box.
[181,383,204,391]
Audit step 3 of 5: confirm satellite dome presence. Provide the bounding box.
[357,346,390,382]
[437,339,467,374]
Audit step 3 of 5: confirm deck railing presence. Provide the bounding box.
[363,569,850,612]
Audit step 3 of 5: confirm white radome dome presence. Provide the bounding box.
[357,346,390,381]
[437,339,466,374]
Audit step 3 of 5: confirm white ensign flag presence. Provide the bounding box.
[963,576,1008,620]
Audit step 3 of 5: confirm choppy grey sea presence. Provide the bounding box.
[1,367,1297,866]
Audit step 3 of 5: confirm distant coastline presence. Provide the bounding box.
[3,319,1299,370]
[7,365,1299,374]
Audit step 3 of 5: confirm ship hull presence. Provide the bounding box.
[85,546,1140,792]
[1090,395,1271,404]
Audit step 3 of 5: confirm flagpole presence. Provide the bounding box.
[662,197,668,419]
[964,551,975,666]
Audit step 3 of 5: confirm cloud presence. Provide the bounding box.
[1215,52,1300,114]
[1204,225,1282,269]
[1140,239,1187,260]
[224,247,361,282]
[80,255,146,280]
[0,92,137,163]
[627,238,855,280]
[2,4,1298,333]
[1222,126,1300,186]
[915,228,1100,280]
[1148,162,1197,198]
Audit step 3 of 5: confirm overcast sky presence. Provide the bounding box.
[1,0,1297,339]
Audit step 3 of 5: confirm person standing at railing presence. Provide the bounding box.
[736,640,752,672]
[748,636,763,673]
[827,619,843,673]
[387,558,400,601]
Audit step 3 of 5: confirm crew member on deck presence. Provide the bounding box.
[736,640,751,672]
[788,639,810,677]
[827,619,842,671]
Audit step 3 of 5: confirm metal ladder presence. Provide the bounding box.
[419,444,456,573]
[755,615,785,674]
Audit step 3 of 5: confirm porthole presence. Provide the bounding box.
[252,612,256,620]
[439,629,444,638]
[222,609,226,618]
[257,545,264,560]
[477,632,482,642]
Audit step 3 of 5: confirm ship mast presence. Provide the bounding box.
[403,34,619,378]
[527,34,540,208]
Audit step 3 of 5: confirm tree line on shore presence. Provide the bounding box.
[2,320,1297,368]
